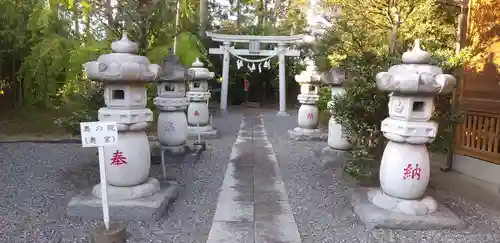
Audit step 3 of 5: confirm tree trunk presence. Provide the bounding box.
[72,0,79,38]
[257,0,266,29]
[199,0,208,38]
[273,0,281,27]
[83,3,90,37]
[236,0,241,31]
[457,0,469,52]
[103,0,115,39]
[388,24,399,55]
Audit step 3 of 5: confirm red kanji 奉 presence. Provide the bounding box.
[110,150,127,166]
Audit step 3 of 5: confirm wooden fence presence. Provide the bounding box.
[456,111,500,164]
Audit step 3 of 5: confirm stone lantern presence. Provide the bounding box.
[370,40,457,216]
[186,58,219,138]
[321,67,351,161]
[67,32,179,221]
[155,54,192,155]
[288,59,322,141]
[350,40,461,229]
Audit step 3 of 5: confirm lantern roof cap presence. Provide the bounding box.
[375,39,457,95]
[159,54,190,82]
[189,57,215,81]
[401,39,432,64]
[295,59,322,84]
[111,31,139,54]
[83,31,161,83]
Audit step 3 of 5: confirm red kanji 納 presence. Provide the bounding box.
[194,111,199,116]
[110,150,127,166]
[403,163,421,180]
[307,113,314,119]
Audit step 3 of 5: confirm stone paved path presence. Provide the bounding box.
[206,111,302,243]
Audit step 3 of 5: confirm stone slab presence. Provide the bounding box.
[254,190,289,203]
[218,186,254,202]
[255,220,301,243]
[252,145,274,154]
[349,187,464,230]
[206,221,254,243]
[212,200,254,222]
[231,142,254,158]
[66,180,179,221]
[238,130,267,137]
[223,165,254,187]
[255,202,296,223]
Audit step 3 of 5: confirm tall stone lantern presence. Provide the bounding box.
[367,40,457,216]
[68,32,179,221]
[186,58,219,138]
[321,67,351,161]
[288,60,322,141]
[155,54,192,155]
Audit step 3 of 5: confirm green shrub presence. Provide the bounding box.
[54,81,104,136]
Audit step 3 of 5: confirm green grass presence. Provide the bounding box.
[0,108,160,140]
[0,108,70,140]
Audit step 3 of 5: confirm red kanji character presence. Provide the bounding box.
[110,150,127,166]
[307,113,313,119]
[412,164,421,180]
[194,111,199,116]
[403,164,412,179]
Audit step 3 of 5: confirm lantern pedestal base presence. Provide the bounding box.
[320,147,350,167]
[288,127,325,141]
[160,145,189,156]
[187,125,219,139]
[368,188,438,215]
[66,180,179,221]
[92,177,161,200]
[349,187,463,230]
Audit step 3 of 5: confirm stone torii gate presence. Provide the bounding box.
[206,32,304,115]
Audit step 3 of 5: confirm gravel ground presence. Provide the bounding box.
[262,109,500,243]
[0,110,243,243]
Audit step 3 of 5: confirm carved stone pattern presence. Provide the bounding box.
[394,100,404,113]
[98,108,154,124]
[154,97,189,111]
[186,91,211,101]
[298,94,319,104]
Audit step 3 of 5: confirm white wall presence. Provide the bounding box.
[453,154,500,185]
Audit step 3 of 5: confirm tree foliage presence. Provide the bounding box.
[0,0,312,133]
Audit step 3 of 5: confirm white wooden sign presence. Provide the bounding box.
[80,121,118,147]
[79,121,118,230]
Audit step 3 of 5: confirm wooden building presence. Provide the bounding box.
[454,0,500,183]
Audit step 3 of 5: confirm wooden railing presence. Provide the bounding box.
[455,111,500,164]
